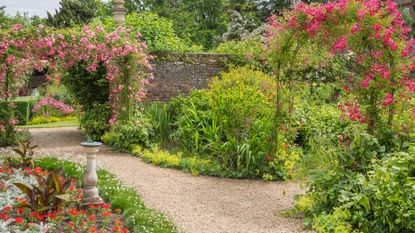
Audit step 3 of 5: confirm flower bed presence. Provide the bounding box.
[0,163,130,232]
[0,155,177,233]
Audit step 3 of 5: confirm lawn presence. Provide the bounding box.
[18,119,80,128]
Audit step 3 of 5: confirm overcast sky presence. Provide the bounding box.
[2,0,109,18]
[2,0,61,17]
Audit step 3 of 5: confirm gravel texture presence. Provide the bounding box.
[4,127,313,233]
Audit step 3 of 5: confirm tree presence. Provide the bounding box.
[46,0,101,27]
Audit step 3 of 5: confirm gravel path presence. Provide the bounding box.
[10,127,311,233]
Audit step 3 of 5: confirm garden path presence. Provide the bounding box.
[28,127,311,233]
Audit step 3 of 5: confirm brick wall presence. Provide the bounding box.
[145,52,230,101]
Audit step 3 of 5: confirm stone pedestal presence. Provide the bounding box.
[80,142,103,205]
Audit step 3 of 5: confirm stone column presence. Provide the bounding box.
[81,142,103,205]
[113,0,127,26]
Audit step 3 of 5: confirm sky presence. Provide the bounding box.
[1,0,109,18]
[2,0,61,17]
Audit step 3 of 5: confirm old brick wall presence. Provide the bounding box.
[145,52,230,101]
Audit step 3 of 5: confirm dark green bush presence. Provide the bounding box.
[0,99,35,125]
[61,62,109,110]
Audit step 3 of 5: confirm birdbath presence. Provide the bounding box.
[80,139,103,206]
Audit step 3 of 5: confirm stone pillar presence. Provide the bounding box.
[113,0,127,26]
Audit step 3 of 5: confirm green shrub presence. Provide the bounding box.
[305,148,415,233]
[80,103,110,141]
[29,115,61,125]
[171,67,297,179]
[100,12,202,52]
[61,62,109,110]
[102,112,154,151]
[0,99,35,125]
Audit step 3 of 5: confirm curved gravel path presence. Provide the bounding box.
[15,127,311,233]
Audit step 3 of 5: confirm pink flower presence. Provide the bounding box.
[332,37,348,52]
[80,38,88,44]
[8,119,17,126]
[382,93,394,106]
[351,23,360,34]
[5,56,15,64]
[372,24,381,31]
[108,117,116,126]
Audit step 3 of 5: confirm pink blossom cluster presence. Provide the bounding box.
[0,23,152,130]
[338,100,365,124]
[32,98,74,115]
[267,0,415,126]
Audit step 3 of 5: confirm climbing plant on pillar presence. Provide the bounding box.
[265,0,415,137]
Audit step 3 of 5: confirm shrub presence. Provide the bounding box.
[0,99,35,125]
[100,12,202,52]
[80,103,110,141]
[172,67,298,179]
[0,104,17,146]
[32,97,74,116]
[102,112,154,151]
[61,62,109,110]
[305,147,415,232]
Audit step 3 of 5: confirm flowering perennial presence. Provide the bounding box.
[32,97,74,115]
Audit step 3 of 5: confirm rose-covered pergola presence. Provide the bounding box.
[0,1,150,145]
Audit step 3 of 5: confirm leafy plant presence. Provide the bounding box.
[6,139,37,169]
[102,111,154,150]
[13,167,72,213]
[80,103,111,141]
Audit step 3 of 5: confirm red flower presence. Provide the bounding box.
[89,214,95,221]
[102,212,112,217]
[14,216,24,224]
[17,208,24,215]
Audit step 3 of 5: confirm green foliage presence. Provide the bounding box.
[135,146,243,178]
[141,0,228,49]
[169,67,298,179]
[5,139,37,169]
[61,62,109,110]
[35,157,177,233]
[13,167,72,213]
[214,37,267,70]
[46,0,101,27]
[141,102,174,144]
[43,83,74,105]
[29,116,62,125]
[305,147,415,233]
[0,103,15,146]
[0,99,35,125]
[80,103,110,141]
[102,112,154,151]
[100,12,201,52]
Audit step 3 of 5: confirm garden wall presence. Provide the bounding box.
[145,52,230,101]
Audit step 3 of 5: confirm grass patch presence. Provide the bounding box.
[18,119,80,128]
[35,157,178,233]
